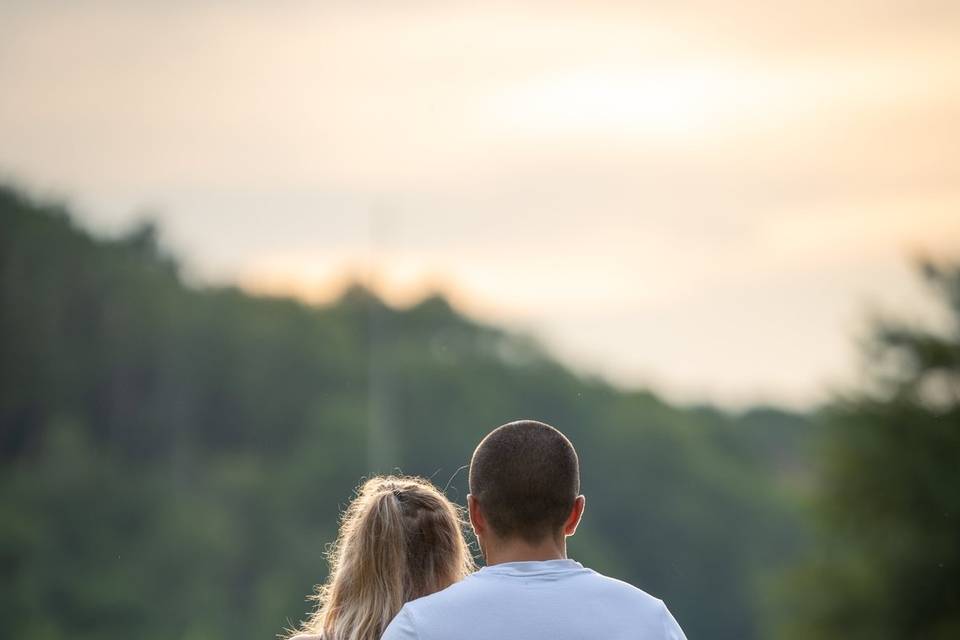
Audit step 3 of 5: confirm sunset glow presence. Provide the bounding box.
[2,0,959,406]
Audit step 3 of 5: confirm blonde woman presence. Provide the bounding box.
[289,475,475,640]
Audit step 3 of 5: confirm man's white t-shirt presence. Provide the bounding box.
[380,559,687,640]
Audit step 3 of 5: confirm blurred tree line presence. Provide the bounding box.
[778,262,960,639]
[1,185,955,639]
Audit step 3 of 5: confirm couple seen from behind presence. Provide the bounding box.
[289,420,687,640]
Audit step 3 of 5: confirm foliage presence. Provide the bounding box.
[0,185,811,639]
[778,262,960,640]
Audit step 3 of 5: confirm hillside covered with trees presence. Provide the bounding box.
[5,185,954,640]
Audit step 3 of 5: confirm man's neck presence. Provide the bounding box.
[482,536,567,566]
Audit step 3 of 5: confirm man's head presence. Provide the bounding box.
[468,420,582,546]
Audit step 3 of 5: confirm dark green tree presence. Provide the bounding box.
[779,261,960,639]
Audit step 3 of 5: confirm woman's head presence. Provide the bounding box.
[299,475,475,640]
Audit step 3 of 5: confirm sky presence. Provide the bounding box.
[2,0,959,408]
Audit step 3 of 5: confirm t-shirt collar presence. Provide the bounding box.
[477,559,585,577]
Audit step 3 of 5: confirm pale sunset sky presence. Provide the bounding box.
[2,1,958,408]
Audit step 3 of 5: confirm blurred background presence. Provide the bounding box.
[1,2,958,639]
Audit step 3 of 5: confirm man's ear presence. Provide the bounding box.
[563,495,586,537]
[467,494,487,537]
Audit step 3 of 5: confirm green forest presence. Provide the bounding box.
[1,185,957,639]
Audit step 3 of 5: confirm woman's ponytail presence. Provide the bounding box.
[294,476,474,640]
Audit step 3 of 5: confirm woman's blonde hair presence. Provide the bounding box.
[294,475,475,640]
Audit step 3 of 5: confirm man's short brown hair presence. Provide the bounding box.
[469,420,580,543]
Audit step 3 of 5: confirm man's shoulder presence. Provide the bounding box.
[574,568,667,610]
[404,572,486,612]
[586,568,662,597]
[382,578,485,640]
[583,571,687,639]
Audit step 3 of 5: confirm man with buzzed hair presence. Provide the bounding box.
[382,419,687,640]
